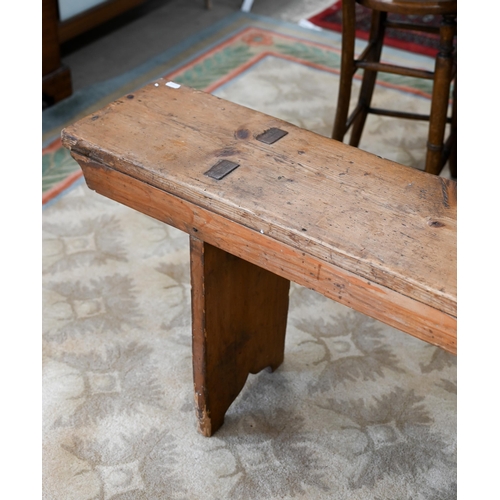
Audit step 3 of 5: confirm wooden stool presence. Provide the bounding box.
[332,0,457,177]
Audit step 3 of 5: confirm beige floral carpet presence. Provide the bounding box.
[43,13,456,500]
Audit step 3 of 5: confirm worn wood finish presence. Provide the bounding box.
[191,237,290,436]
[73,153,456,353]
[62,83,457,433]
[62,83,456,317]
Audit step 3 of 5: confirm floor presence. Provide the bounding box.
[60,0,335,94]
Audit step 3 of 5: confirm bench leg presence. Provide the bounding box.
[190,236,290,436]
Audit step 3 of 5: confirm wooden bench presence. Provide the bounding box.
[61,81,457,437]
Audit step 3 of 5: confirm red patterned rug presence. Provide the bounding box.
[308,0,442,57]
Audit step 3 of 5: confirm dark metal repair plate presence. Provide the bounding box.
[204,160,240,180]
[256,127,288,144]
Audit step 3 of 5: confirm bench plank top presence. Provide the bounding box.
[62,81,456,351]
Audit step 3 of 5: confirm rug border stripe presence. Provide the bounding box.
[42,170,84,206]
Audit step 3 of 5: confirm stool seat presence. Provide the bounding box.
[332,0,457,176]
[359,0,456,16]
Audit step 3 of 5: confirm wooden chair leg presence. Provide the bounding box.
[332,0,357,141]
[190,236,290,436]
[349,10,387,147]
[448,78,457,179]
[425,14,455,175]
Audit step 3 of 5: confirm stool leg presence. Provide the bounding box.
[425,14,455,175]
[349,10,386,147]
[190,236,290,436]
[332,0,357,141]
[448,78,457,179]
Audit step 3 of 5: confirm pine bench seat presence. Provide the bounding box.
[62,81,457,436]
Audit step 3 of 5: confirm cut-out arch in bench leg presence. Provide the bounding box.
[190,236,290,436]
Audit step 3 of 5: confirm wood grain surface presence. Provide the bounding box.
[190,237,290,436]
[62,81,456,323]
[62,84,457,434]
[73,153,456,354]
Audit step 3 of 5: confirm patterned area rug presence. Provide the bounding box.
[307,0,443,57]
[42,12,456,499]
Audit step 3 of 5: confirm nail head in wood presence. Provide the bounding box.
[256,127,288,144]
[204,160,240,180]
